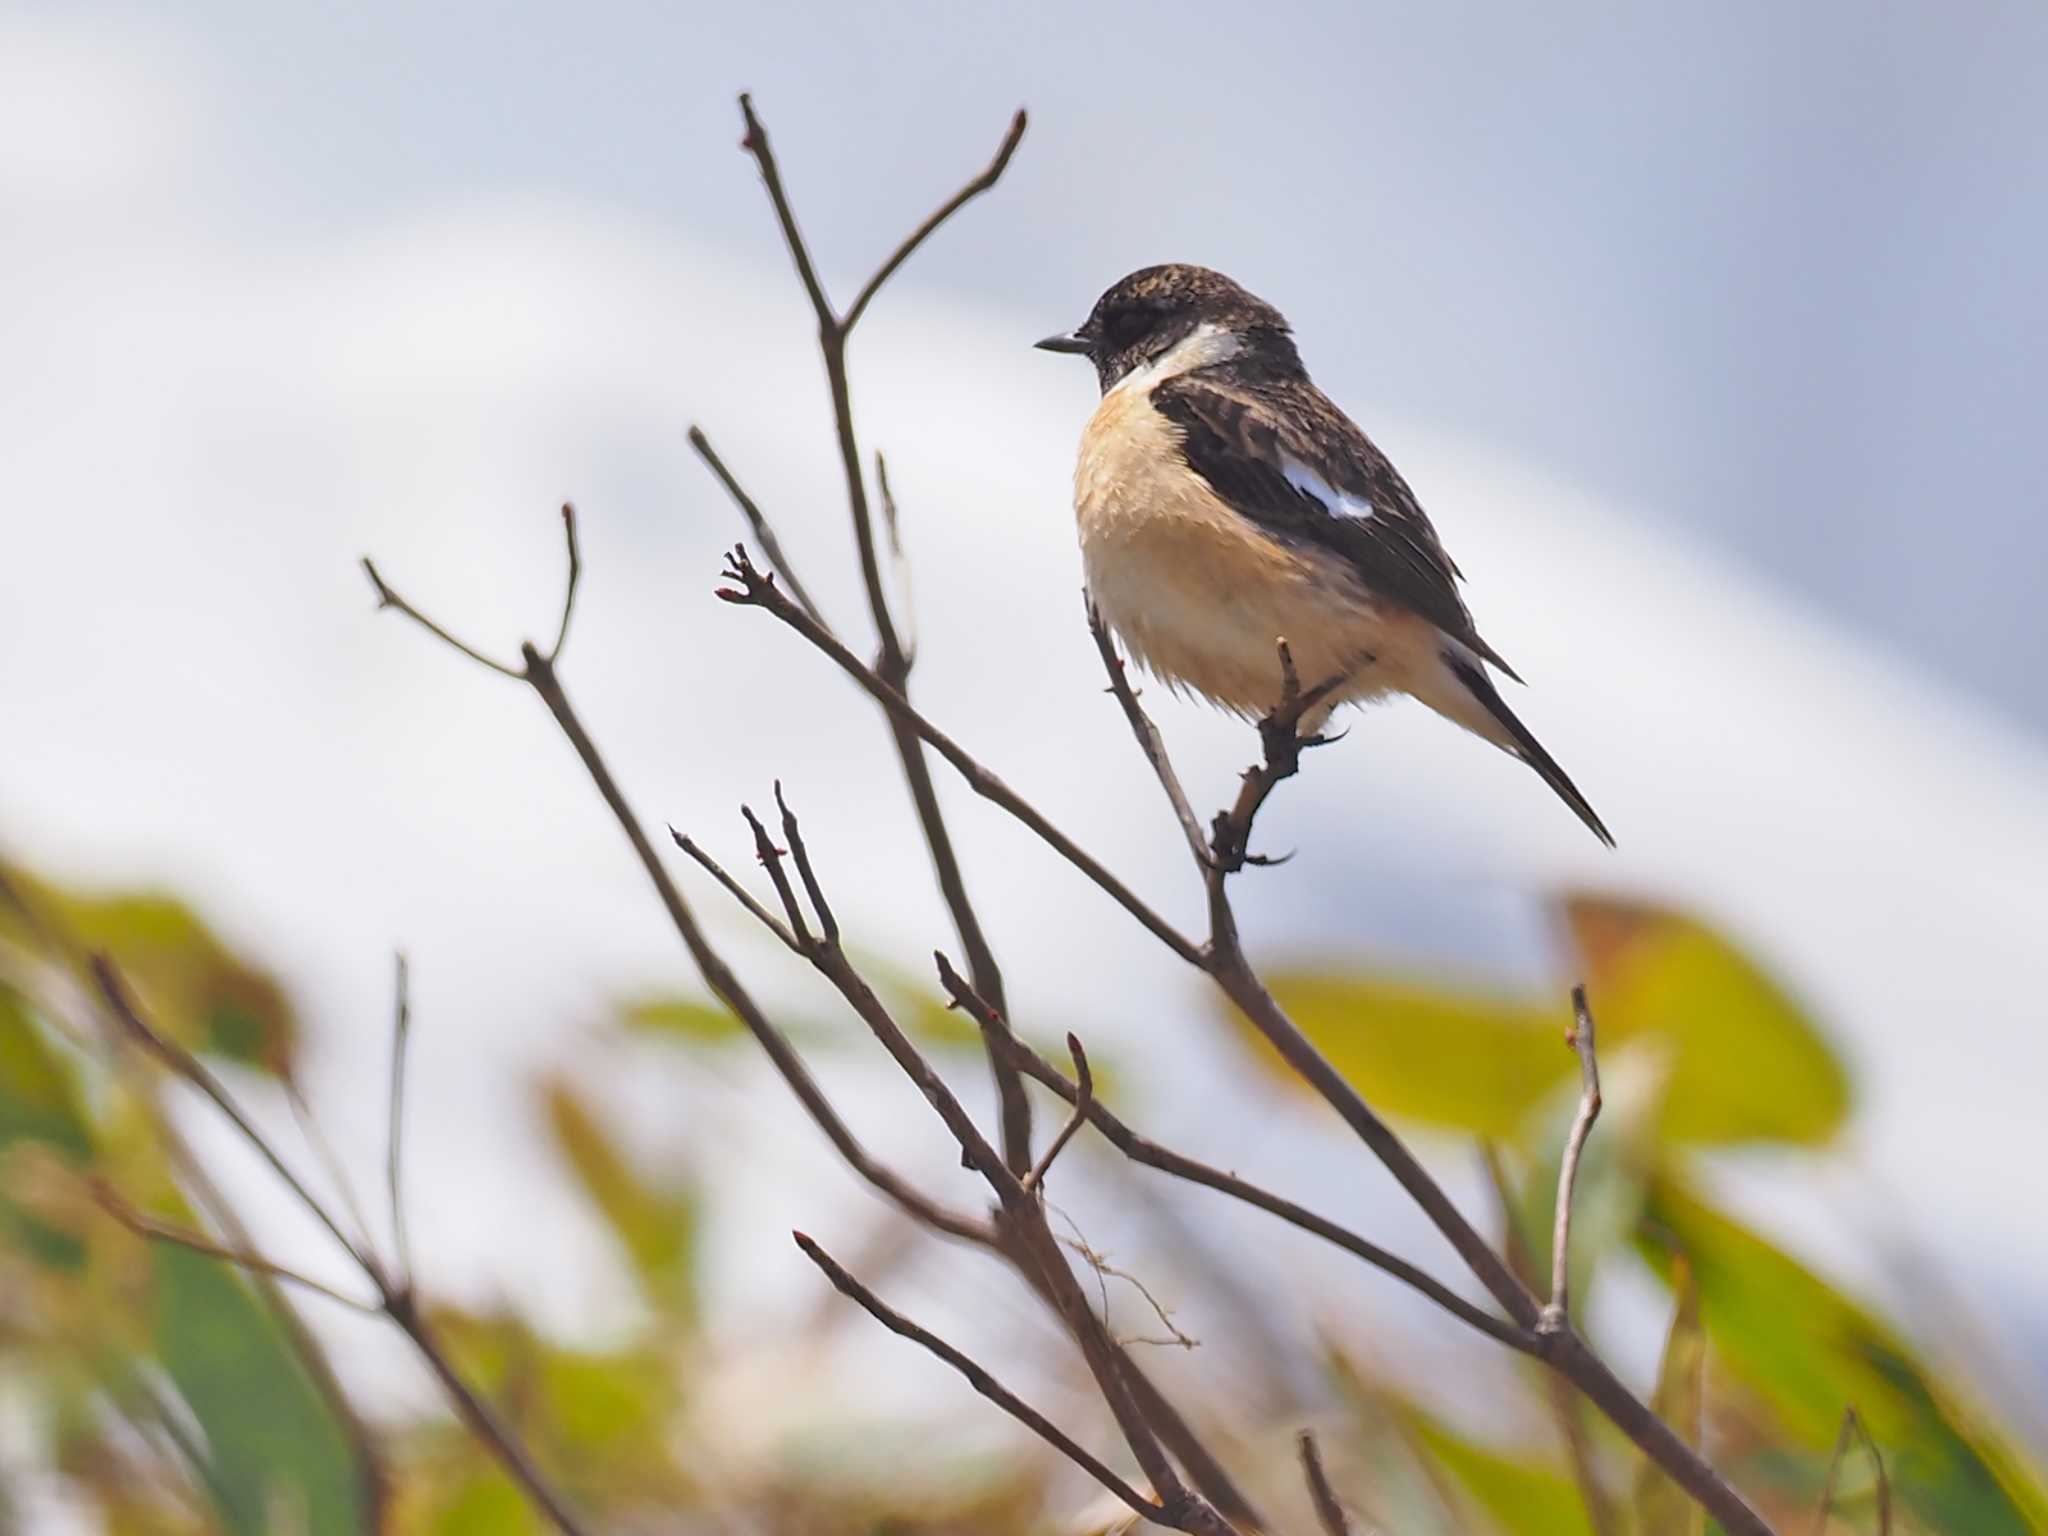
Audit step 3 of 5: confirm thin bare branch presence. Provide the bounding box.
[386,952,417,1288]
[687,426,829,629]
[942,958,1534,1355]
[736,93,837,332]
[741,801,813,950]
[1299,1431,1353,1536]
[1023,1034,1093,1195]
[547,503,581,663]
[360,558,525,680]
[794,1232,1168,1528]
[732,94,1027,1176]
[1087,602,1209,868]
[90,1180,380,1316]
[282,1074,378,1262]
[840,107,1028,334]
[775,780,839,945]
[1541,986,1603,1334]
[94,957,374,1274]
[510,644,994,1246]
[719,547,1203,964]
[1810,1407,1891,1536]
[875,452,917,667]
[672,829,800,952]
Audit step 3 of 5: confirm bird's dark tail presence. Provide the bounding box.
[1441,651,1614,847]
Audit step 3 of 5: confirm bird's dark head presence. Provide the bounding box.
[1036,264,1300,392]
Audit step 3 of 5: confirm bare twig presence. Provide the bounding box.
[547,502,581,663]
[1088,603,1210,868]
[840,108,1028,335]
[794,1232,1168,1528]
[386,952,417,1289]
[1810,1407,1891,1536]
[941,957,1531,1353]
[93,956,595,1536]
[1022,1033,1092,1194]
[1298,1431,1353,1536]
[875,453,917,667]
[719,548,1204,965]
[282,1074,378,1261]
[90,1180,379,1316]
[671,830,799,951]
[687,426,829,629]
[94,957,374,1275]
[1541,985,1604,1333]
[361,557,524,680]
[732,94,1029,1176]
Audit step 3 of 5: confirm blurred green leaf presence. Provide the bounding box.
[0,989,93,1160]
[1,866,296,1075]
[1250,970,1568,1138]
[544,1077,699,1320]
[1565,896,1850,1147]
[1405,1406,1594,1536]
[1634,1253,1706,1536]
[1640,1176,2048,1535]
[150,1244,369,1536]
[617,994,749,1044]
[1241,895,1850,1149]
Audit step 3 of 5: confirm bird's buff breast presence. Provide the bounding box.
[1074,386,1402,717]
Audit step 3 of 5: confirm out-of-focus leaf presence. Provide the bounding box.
[544,1077,698,1319]
[1248,970,1569,1138]
[1509,1042,1667,1315]
[1404,1406,1594,1536]
[616,993,748,1044]
[413,1462,543,1536]
[0,988,93,1160]
[419,1304,688,1511]
[1239,897,1850,1149]
[1640,1176,2048,1535]
[1634,1254,1706,1536]
[2,867,296,1074]
[150,1244,369,1536]
[1564,895,1849,1146]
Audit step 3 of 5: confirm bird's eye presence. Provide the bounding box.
[1103,306,1152,348]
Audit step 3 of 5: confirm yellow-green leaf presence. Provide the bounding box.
[1565,895,1849,1147]
[1639,1176,2048,1534]
[1247,970,1570,1138]
[617,994,748,1045]
[1633,1254,1706,1536]
[1405,1407,1595,1536]
[543,1078,698,1319]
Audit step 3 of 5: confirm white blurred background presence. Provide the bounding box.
[4,0,2045,1462]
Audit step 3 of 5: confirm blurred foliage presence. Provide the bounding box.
[1,856,2043,1535]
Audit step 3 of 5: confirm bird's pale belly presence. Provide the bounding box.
[1074,392,1427,720]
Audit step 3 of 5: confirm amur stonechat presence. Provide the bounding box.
[1039,263,1612,846]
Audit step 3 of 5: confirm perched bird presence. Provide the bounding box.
[1037,263,1613,846]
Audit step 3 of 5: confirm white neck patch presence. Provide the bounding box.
[1107,321,1242,397]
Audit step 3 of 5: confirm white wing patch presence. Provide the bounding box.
[1280,453,1376,522]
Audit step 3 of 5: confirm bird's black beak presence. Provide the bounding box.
[1034,330,1092,355]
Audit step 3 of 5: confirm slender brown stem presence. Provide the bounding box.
[548,502,581,663]
[687,426,829,629]
[94,957,596,1536]
[385,1292,592,1536]
[89,1181,379,1315]
[1543,986,1603,1332]
[1810,1407,1890,1536]
[1299,1431,1353,1536]
[719,549,1204,965]
[839,108,1028,335]
[1022,1033,1092,1194]
[732,94,1030,1176]
[1088,604,1210,868]
[386,952,417,1287]
[794,1232,1171,1528]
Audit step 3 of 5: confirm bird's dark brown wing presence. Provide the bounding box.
[1151,368,1520,680]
